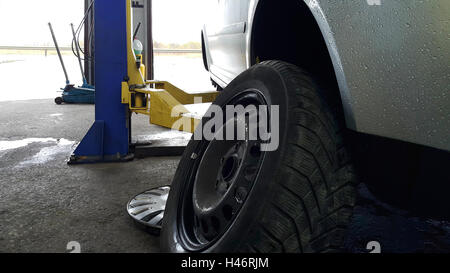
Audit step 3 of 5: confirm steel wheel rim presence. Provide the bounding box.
[177,90,270,251]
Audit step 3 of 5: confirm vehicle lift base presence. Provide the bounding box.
[69,0,217,165]
[131,141,186,158]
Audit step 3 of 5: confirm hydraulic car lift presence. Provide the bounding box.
[69,0,218,164]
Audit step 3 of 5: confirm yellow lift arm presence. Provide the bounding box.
[121,0,218,133]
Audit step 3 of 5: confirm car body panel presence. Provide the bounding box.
[203,0,450,151]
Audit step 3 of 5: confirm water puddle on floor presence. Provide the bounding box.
[0,138,57,152]
[49,113,63,117]
[133,131,193,147]
[138,130,192,141]
[0,138,75,167]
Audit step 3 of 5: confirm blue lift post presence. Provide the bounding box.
[69,0,131,164]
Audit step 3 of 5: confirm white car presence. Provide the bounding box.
[161,0,450,253]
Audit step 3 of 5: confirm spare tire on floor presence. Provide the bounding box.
[161,61,357,253]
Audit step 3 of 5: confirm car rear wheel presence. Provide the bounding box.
[161,61,357,253]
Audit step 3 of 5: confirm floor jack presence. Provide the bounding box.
[48,23,95,105]
[69,0,219,232]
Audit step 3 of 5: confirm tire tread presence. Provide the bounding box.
[243,60,357,253]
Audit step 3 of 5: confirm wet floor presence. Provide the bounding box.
[0,100,182,253]
[346,184,450,253]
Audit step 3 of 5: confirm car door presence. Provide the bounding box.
[205,0,250,86]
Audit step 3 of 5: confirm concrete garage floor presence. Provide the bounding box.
[0,99,449,253]
[0,99,185,253]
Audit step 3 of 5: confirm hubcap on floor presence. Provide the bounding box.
[127,186,170,231]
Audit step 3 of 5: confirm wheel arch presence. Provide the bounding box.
[248,0,356,130]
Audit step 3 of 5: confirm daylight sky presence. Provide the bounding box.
[0,0,215,46]
[153,0,216,44]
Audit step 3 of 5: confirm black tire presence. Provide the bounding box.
[55,97,63,105]
[161,61,357,253]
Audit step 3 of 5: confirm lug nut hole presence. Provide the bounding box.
[222,205,233,221]
[221,156,238,182]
